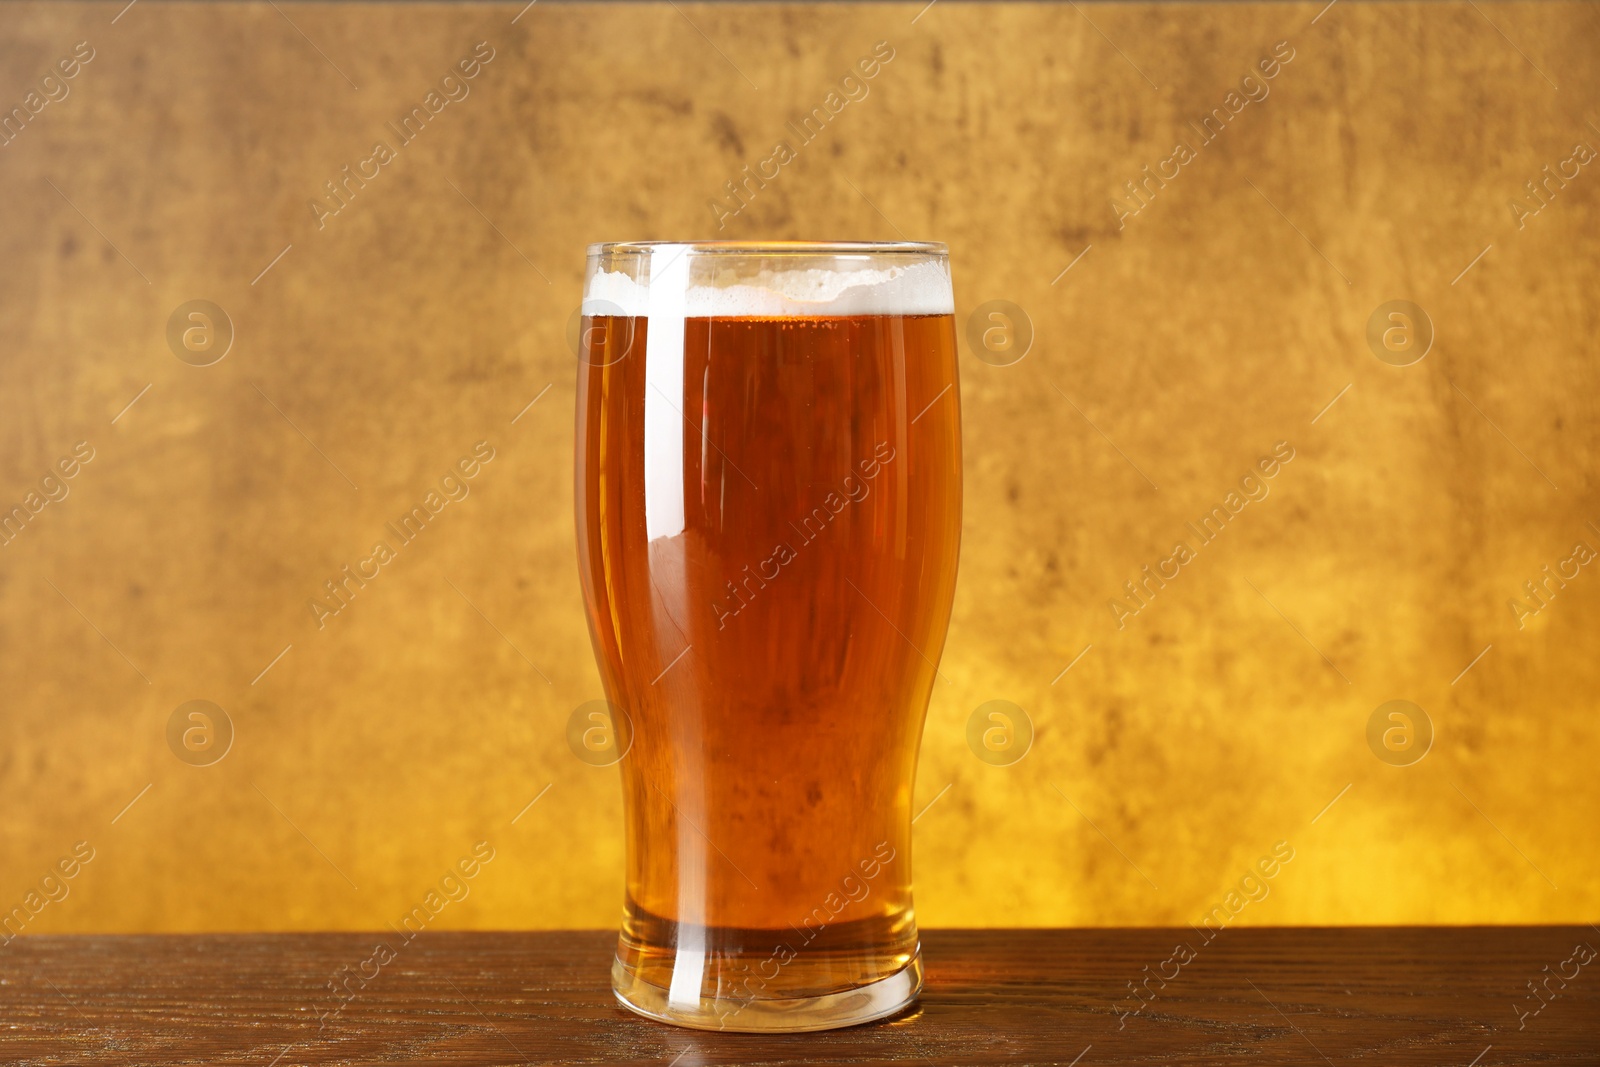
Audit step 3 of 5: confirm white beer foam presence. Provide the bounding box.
[583,258,953,317]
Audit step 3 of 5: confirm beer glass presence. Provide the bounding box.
[574,242,961,1032]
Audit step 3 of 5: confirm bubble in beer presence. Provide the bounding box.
[567,300,637,367]
[1366,699,1432,766]
[567,699,634,766]
[966,699,1033,766]
[965,300,1033,367]
[166,699,234,766]
[1366,300,1432,366]
[166,300,234,366]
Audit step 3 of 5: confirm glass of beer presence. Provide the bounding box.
[574,241,962,1032]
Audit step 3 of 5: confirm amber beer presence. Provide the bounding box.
[574,243,961,1032]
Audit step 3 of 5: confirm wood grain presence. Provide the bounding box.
[1,928,1595,1064]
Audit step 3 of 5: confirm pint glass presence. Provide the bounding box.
[574,242,962,1032]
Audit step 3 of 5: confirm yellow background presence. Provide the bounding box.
[1,1,1595,933]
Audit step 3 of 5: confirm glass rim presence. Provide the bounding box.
[586,240,946,258]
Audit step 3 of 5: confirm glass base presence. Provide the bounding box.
[611,948,923,1033]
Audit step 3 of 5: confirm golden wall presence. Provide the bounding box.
[1,1,1595,934]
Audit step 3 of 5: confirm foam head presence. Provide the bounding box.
[583,248,953,318]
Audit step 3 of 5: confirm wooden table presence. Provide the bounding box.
[2,928,1594,1065]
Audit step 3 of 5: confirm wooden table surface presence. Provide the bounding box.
[2,928,1595,1065]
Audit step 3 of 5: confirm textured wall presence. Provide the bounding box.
[0,1,1595,936]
